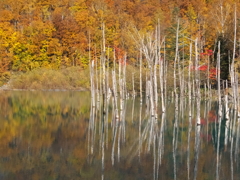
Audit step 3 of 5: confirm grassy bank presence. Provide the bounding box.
[1,65,212,95]
[0,64,186,93]
[1,67,90,90]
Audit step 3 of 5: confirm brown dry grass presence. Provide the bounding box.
[10,67,90,90]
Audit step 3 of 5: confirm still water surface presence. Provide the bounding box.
[0,91,239,180]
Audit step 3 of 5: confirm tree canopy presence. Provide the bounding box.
[0,0,239,78]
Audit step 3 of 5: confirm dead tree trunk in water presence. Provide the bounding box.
[217,41,222,117]
[195,39,201,125]
[188,42,192,116]
[140,50,143,103]
[174,19,180,97]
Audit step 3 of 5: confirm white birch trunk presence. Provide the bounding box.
[140,50,143,103]
[174,19,180,96]
[195,39,201,125]
[159,57,165,112]
[217,41,222,117]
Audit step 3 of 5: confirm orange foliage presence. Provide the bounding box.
[0,0,237,71]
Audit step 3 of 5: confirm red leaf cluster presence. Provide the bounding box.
[189,65,217,80]
[198,65,208,71]
[200,49,213,56]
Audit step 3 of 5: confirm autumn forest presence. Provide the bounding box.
[0,0,239,87]
[1,1,240,179]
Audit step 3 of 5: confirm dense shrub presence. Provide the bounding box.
[10,67,90,90]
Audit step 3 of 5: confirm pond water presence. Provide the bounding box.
[0,91,239,180]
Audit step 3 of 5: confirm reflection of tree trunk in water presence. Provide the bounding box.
[99,95,103,151]
[173,94,179,180]
[101,105,105,180]
[193,126,201,180]
[87,109,91,160]
[111,97,126,165]
[173,142,177,180]
[187,114,192,180]
[105,97,110,149]
[147,116,155,152]
[147,79,156,151]
[118,100,125,162]
[153,133,156,180]
[187,71,193,178]
[88,104,96,161]
[180,97,185,165]
[139,104,142,161]
[213,114,217,145]
[111,93,115,129]
[176,103,179,152]
[192,79,195,99]
[204,100,207,122]
[94,106,97,155]
[157,112,165,180]
[117,122,122,163]
[228,108,233,142]
[207,100,211,145]
[230,110,237,180]
[142,120,151,151]
[111,120,119,165]
[216,112,222,180]
[122,100,127,143]
[132,96,135,123]
[235,118,240,160]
